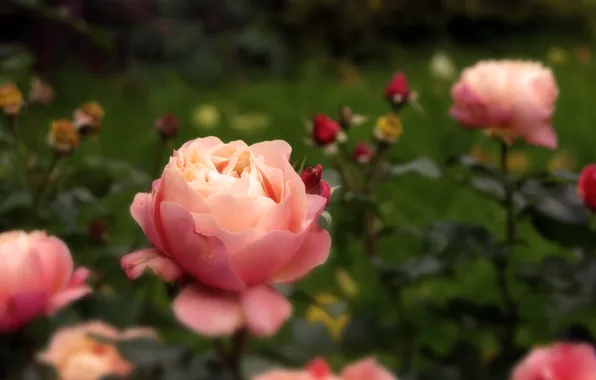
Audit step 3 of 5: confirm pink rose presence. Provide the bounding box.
[253,356,396,380]
[450,60,559,149]
[121,137,331,337]
[37,321,158,380]
[0,230,91,333]
[511,343,596,380]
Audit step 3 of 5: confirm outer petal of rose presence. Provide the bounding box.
[241,286,292,337]
[305,194,327,225]
[47,285,91,315]
[341,358,396,380]
[271,227,331,283]
[180,136,224,151]
[160,201,246,291]
[523,124,558,149]
[257,179,308,232]
[249,140,292,167]
[253,370,313,380]
[130,193,164,251]
[121,248,183,282]
[67,267,90,288]
[0,291,49,333]
[172,285,244,337]
[230,230,307,285]
[154,167,212,215]
[31,235,74,294]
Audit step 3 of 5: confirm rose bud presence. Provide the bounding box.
[155,113,180,140]
[47,119,80,156]
[450,60,558,149]
[121,138,331,338]
[384,72,411,109]
[312,114,341,146]
[339,105,353,130]
[254,356,397,380]
[0,230,91,332]
[374,114,403,144]
[37,321,158,380]
[29,77,55,105]
[73,101,105,136]
[578,164,596,212]
[301,165,331,205]
[352,142,374,164]
[511,343,596,380]
[0,82,24,116]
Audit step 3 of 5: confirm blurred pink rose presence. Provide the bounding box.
[450,60,558,149]
[0,230,91,332]
[511,343,596,380]
[38,321,157,380]
[121,137,331,337]
[254,356,396,380]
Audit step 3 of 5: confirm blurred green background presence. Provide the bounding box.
[3,0,596,377]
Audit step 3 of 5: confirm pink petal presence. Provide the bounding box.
[121,248,183,282]
[0,291,49,333]
[30,235,74,295]
[159,201,245,291]
[257,179,308,233]
[179,136,224,151]
[249,140,292,168]
[272,227,331,283]
[305,194,327,222]
[341,358,396,380]
[172,285,244,337]
[229,230,307,286]
[523,124,558,149]
[47,285,91,315]
[205,194,276,232]
[67,267,90,288]
[241,286,292,337]
[130,193,165,251]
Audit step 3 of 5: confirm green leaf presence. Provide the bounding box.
[530,184,596,247]
[0,191,32,215]
[388,157,442,179]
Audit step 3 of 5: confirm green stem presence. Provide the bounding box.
[214,329,247,380]
[497,142,518,355]
[362,141,390,257]
[7,115,33,190]
[32,153,60,213]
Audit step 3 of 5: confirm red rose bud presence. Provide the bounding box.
[307,357,332,379]
[384,72,411,107]
[301,165,331,205]
[579,164,596,212]
[352,142,374,163]
[301,164,323,192]
[155,113,180,140]
[312,114,340,146]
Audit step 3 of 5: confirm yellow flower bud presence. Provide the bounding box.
[47,119,80,155]
[374,114,402,143]
[0,83,24,116]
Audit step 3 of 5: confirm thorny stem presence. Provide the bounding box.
[32,153,60,213]
[498,141,518,356]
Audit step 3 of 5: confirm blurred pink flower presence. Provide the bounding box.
[352,142,374,164]
[254,356,396,380]
[38,321,157,380]
[511,343,596,380]
[0,231,91,333]
[450,60,558,149]
[384,72,411,106]
[121,137,331,337]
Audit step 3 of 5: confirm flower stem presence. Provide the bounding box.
[498,141,518,355]
[32,153,60,213]
[362,141,390,257]
[214,329,247,380]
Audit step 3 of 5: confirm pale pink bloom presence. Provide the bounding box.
[29,77,55,105]
[37,321,158,380]
[511,343,596,380]
[253,357,396,380]
[450,60,559,149]
[121,137,331,337]
[0,231,91,332]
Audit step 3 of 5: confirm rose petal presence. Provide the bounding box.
[341,357,397,380]
[0,291,49,333]
[130,193,165,251]
[249,140,292,169]
[31,235,74,294]
[241,286,292,337]
[272,227,331,283]
[172,285,244,337]
[179,136,224,150]
[257,179,308,233]
[47,285,91,315]
[159,201,246,291]
[67,267,90,288]
[120,248,183,282]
